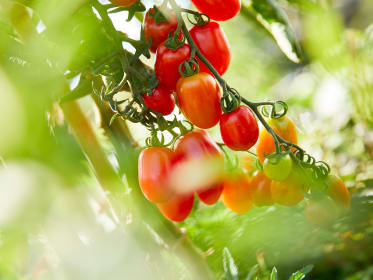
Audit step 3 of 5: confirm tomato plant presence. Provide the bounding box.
[191,0,241,21]
[250,171,273,206]
[222,174,253,214]
[155,42,191,90]
[157,193,194,222]
[138,147,174,203]
[270,171,304,206]
[256,116,298,163]
[142,84,175,115]
[173,130,224,205]
[110,0,137,7]
[220,105,259,151]
[144,7,178,53]
[176,72,222,129]
[263,153,292,181]
[189,22,230,75]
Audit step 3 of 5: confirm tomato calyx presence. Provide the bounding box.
[181,9,210,26]
[178,59,199,77]
[220,87,241,113]
[148,5,169,24]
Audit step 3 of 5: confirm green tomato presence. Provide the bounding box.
[263,153,292,181]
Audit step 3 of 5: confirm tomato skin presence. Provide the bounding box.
[157,193,194,222]
[176,73,222,129]
[220,106,259,151]
[144,8,178,53]
[263,153,292,181]
[110,0,137,7]
[305,197,338,227]
[173,130,224,204]
[189,22,230,75]
[326,175,350,209]
[143,84,175,115]
[250,171,273,206]
[138,147,174,203]
[191,0,241,21]
[222,174,253,214]
[155,43,191,90]
[270,171,304,206]
[256,116,297,163]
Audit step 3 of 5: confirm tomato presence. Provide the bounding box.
[171,130,224,205]
[155,43,191,90]
[144,7,178,53]
[250,171,273,206]
[143,84,175,115]
[176,72,222,129]
[270,171,304,206]
[305,197,338,227]
[326,175,350,209]
[263,153,292,181]
[191,0,241,21]
[222,174,253,214]
[256,116,297,163]
[189,22,230,75]
[110,0,137,7]
[157,193,194,222]
[240,154,256,174]
[219,105,259,151]
[138,147,174,203]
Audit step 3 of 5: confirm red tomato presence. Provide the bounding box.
[143,84,175,115]
[138,147,174,203]
[270,171,304,206]
[256,116,298,163]
[172,130,224,204]
[155,43,191,90]
[157,193,194,222]
[110,0,137,7]
[250,171,273,206]
[305,197,338,227]
[144,7,178,53]
[189,22,230,75]
[326,175,350,209]
[219,105,259,151]
[222,174,253,214]
[176,72,222,129]
[191,0,241,21]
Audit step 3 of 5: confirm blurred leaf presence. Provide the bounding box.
[245,264,259,280]
[288,264,313,280]
[223,247,239,280]
[242,0,302,63]
[271,267,278,280]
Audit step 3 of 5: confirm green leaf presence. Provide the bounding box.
[242,0,302,63]
[223,247,239,280]
[271,267,278,280]
[288,265,313,280]
[245,264,259,280]
[109,113,121,126]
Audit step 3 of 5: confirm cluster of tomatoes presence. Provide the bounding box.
[111,0,350,226]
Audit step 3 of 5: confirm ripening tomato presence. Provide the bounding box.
[222,174,253,214]
[191,0,241,21]
[326,175,350,209]
[189,22,230,75]
[220,106,259,151]
[110,0,137,7]
[256,116,298,163]
[155,43,191,90]
[143,84,175,115]
[144,7,178,53]
[305,197,338,227]
[157,193,194,222]
[263,153,292,181]
[270,171,304,206]
[240,154,256,174]
[176,72,222,129]
[138,147,174,203]
[250,171,273,206]
[172,130,224,205]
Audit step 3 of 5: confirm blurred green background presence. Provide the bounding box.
[1,0,373,279]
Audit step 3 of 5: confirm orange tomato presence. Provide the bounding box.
[305,197,338,227]
[270,171,304,206]
[250,171,273,206]
[256,116,297,163]
[138,147,174,203]
[110,0,137,7]
[222,174,253,214]
[176,72,222,129]
[326,175,350,209]
[157,193,194,222]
